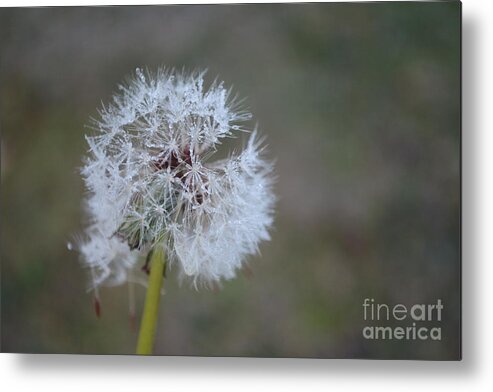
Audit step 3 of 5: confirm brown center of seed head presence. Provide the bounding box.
[151,145,205,205]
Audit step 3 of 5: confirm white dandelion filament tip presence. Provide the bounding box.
[79,67,275,290]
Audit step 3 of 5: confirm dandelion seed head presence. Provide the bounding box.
[78,68,275,289]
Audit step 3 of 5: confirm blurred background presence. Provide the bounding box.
[0,2,460,359]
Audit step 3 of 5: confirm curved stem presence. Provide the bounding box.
[136,246,165,355]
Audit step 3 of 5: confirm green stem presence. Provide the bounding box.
[136,246,165,355]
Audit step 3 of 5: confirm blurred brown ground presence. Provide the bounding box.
[0,2,460,358]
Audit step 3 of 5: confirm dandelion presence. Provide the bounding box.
[77,68,275,354]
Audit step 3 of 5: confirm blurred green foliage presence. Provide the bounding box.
[1,2,460,358]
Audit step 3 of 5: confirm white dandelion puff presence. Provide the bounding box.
[78,68,275,290]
